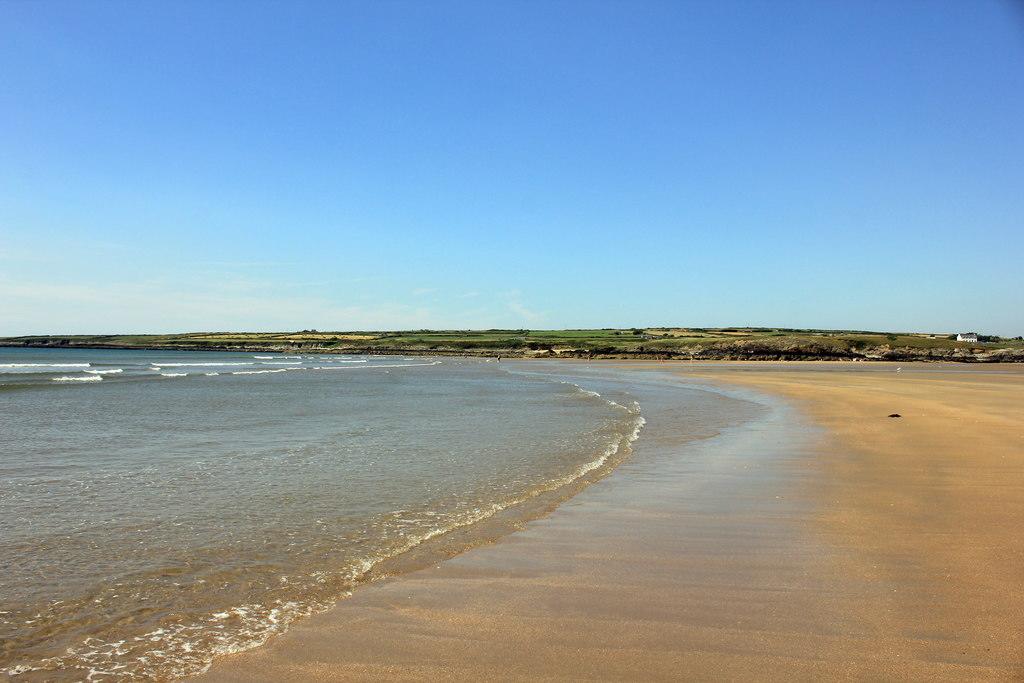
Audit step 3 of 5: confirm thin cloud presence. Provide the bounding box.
[508,300,544,323]
[0,276,446,335]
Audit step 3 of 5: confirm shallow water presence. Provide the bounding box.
[0,349,644,680]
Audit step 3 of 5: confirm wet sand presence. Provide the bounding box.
[193,363,1024,681]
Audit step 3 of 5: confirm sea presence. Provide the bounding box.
[0,347,645,680]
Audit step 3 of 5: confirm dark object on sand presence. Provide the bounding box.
[888,413,901,418]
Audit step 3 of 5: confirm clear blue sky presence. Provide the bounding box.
[2,1,1022,335]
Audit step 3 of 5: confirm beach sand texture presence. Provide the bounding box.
[194,363,1024,681]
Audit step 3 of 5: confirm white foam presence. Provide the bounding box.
[150,362,252,367]
[231,369,288,375]
[560,380,601,398]
[204,372,220,376]
[310,361,441,371]
[52,375,102,382]
[85,368,123,375]
[259,361,302,365]
[160,373,187,378]
[560,381,632,413]
[1,363,90,367]
[5,664,41,675]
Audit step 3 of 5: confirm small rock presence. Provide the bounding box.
[888,413,901,418]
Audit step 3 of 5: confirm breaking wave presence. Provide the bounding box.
[151,362,253,367]
[1,363,91,368]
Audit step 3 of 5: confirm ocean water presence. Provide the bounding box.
[0,348,644,680]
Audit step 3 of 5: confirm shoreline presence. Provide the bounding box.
[191,361,1024,681]
[3,342,1022,363]
[186,362,774,679]
[1,358,650,681]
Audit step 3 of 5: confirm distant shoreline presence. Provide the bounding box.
[2,337,1023,363]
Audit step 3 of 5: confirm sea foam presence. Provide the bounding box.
[151,362,253,367]
[2,363,90,368]
[309,361,441,371]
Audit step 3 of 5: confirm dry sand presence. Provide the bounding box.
[194,363,1024,681]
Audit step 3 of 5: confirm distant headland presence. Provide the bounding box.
[3,328,1023,362]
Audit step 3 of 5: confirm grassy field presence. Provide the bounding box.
[2,328,1022,361]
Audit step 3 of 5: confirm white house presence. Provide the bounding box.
[957,332,979,343]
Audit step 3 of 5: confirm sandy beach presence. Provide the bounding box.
[194,362,1024,681]
[8,2,1021,680]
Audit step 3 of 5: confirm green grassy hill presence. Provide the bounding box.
[3,328,1022,362]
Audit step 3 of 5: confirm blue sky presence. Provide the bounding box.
[2,1,1022,335]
